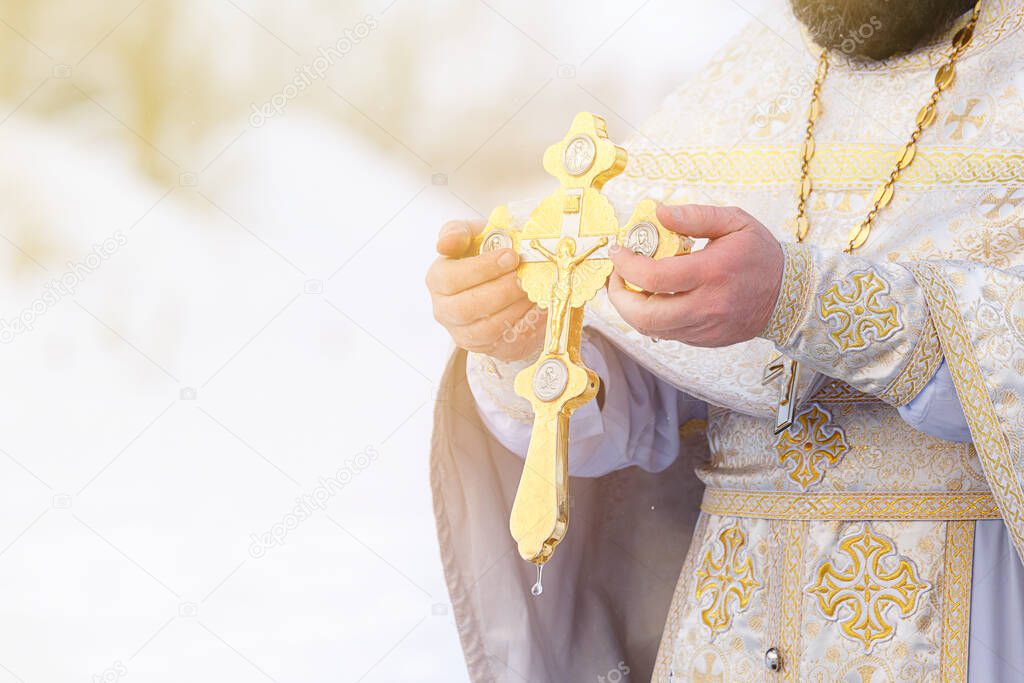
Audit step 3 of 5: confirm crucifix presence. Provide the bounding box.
[471,113,692,568]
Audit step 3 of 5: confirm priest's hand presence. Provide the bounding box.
[608,204,784,348]
[427,219,547,361]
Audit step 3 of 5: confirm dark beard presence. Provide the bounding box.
[789,0,977,60]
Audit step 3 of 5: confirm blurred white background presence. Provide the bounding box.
[0,1,771,680]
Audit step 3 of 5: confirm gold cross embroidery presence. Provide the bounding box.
[944,97,985,140]
[981,187,1024,221]
[690,650,725,683]
[819,271,901,352]
[694,524,760,637]
[807,524,931,651]
[775,402,850,490]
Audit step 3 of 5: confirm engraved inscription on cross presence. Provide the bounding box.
[471,113,691,565]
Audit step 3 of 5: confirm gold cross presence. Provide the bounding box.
[807,525,930,651]
[691,651,724,683]
[981,187,1024,220]
[470,113,691,564]
[775,403,849,490]
[819,271,901,352]
[944,97,985,140]
[694,524,759,636]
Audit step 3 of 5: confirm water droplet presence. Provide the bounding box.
[531,563,544,597]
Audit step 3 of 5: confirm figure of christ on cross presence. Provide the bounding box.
[423,1,1024,680]
[530,236,610,355]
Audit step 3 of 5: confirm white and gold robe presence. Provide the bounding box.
[430,2,1024,681]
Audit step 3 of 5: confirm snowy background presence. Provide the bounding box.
[0,1,770,681]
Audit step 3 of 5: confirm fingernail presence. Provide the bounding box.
[498,250,518,269]
[671,206,684,221]
[443,224,467,239]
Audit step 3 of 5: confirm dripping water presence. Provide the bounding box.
[531,563,544,597]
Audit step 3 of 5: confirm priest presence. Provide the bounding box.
[426,0,1024,680]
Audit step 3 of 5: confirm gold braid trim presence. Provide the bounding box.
[701,488,1000,521]
[626,145,1024,188]
[765,520,785,683]
[907,261,1024,557]
[778,519,806,682]
[761,242,813,346]
[877,316,944,407]
[940,520,974,683]
[812,379,882,404]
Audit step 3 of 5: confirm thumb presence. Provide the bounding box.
[436,219,484,258]
[656,204,751,240]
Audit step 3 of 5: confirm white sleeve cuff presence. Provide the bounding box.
[467,331,705,477]
[465,338,609,465]
[897,359,972,442]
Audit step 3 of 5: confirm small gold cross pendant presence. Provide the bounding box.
[763,354,801,435]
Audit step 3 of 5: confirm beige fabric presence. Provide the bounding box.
[430,349,706,682]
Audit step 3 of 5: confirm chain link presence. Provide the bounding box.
[792,2,983,253]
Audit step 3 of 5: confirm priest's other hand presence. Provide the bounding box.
[609,204,784,348]
[427,219,547,361]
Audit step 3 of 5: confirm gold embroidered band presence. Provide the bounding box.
[701,488,1000,521]
[907,261,1024,560]
[626,144,1024,188]
[940,520,974,682]
[777,519,806,680]
[760,242,813,346]
[878,317,944,407]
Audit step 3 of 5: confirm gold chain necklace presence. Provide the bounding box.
[792,1,982,253]
[765,2,983,435]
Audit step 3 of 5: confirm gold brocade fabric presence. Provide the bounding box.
[581,1,1024,680]
[655,399,992,681]
[582,0,1024,418]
